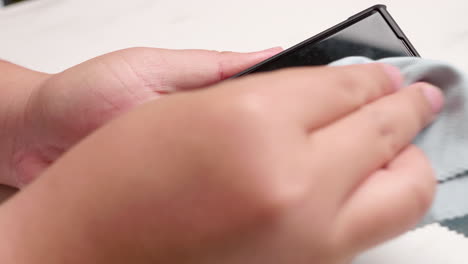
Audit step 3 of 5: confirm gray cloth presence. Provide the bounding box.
[330,57,468,235]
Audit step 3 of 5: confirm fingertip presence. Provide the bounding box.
[419,82,444,114]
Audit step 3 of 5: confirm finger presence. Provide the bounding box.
[330,145,436,253]
[223,63,403,129]
[309,82,443,198]
[118,47,283,91]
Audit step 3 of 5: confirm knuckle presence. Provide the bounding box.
[219,169,293,221]
[243,171,298,216]
[223,88,274,129]
[334,70,365,100]
[362,86,431,162]
[216,51,232,80]
[332,65,389,106]
[363,105,401,159]
[190,85,301,217]
[208,152,296,219]
[202,107,295,215]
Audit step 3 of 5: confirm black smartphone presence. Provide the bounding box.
[233,5,419,77]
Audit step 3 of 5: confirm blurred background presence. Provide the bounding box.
[1,0,468,73]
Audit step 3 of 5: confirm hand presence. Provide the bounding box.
[0,64,443,264]
[0,47,281,187]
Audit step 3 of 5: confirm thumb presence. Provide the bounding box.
[118,47,283,92]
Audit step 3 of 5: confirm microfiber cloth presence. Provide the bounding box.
[330,57,468,235]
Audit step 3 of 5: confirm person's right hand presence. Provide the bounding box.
[0,64,443,264]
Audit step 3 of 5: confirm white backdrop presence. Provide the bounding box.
[1,0,468,262]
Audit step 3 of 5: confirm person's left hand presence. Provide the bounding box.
[3,47,281,187]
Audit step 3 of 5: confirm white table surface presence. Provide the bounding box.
[1,0,468,262]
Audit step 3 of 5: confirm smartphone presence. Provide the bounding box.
[233,5,419,77]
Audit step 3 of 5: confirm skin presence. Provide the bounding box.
[0,47,282,187]
[0,48,443,264]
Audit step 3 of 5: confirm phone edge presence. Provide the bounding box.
[231,4,419,78]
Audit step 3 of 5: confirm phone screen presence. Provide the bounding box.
[240,11,414,75]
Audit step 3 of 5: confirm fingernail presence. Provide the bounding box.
[250,46,283,56]
[260,46,283,53]
[247,47,283,60]
[421,83,444,113]
[381,64,403,91]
